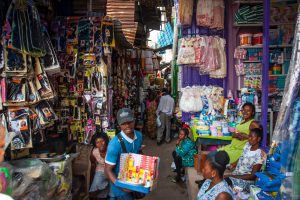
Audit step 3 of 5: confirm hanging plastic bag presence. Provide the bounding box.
[178,0,193,26]
[156,115,161,127]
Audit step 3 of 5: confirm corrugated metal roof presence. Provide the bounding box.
[106,0,138,45]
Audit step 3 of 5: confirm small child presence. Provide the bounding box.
[90,133,109,199]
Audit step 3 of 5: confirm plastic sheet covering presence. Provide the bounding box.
[272,6,300,143]
[1,158,59,200]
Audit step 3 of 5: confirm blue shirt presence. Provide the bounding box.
[105,130,143,197]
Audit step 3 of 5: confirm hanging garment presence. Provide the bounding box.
[6,0,46,56]
[210,37,227,78]
[178,0,193,26]
[179,87,203,112]
[177,38,196,65]
[200,37,220,74]
[196,0,213,27]
[211,0,225,30]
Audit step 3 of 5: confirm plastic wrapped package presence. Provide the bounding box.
[0,159,59,200]
[47,154,77,200]
[179,86,203,112]
[210,38,227,78]
[4,48,27,75]
[272,8,300,143]
[199,37,221,74]
[40,28,60,75]
[211,0,224,30]
[178,0,193,26]
[177,38,195,65]
[4,0,46,56]
[196,0,213,27]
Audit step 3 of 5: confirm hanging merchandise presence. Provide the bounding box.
[50,16,110,143]
[209,37,227,78]
[101,18,115,47]
[40,29,61,75]
[4,48,27,75]
[196,0,224,30]
[0,0,59,154]
[176,38,195,65]
[27,80,41,105]
[4,0,46,56]
[4,77,27,106]
[35,100,57,126]
[34,58,54,99]
[179,86,224,113]
[7,107,32,150]
[177,36,226,77]
[177,0,193,26]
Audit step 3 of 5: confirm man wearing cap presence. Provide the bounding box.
[105,108,143,200]
[156,88,174,145]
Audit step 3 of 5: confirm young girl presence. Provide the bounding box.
[90,133,109,199]
[224,128,266,191]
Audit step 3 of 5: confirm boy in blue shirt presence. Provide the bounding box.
[105,108,143,200]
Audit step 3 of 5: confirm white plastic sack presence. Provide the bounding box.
[156,115,161,127]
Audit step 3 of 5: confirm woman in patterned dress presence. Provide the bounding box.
[224,128,266,192]
[197,151,234,200]
[146,91,157,139]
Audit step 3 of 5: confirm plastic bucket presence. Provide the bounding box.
[240,33,253,46]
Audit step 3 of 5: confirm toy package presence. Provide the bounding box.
[116,153,160,193]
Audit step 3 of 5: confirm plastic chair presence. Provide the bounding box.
[72,143,93,195]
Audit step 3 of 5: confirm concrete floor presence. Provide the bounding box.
[142,137,188,200]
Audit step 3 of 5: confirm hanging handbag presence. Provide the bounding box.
[116,134,146,199]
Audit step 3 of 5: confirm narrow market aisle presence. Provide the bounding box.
[142,137,188,200]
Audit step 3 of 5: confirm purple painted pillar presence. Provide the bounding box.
[261,0,270,147]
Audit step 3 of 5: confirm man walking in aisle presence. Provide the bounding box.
[156,88,175,145]
[105,108,143,200]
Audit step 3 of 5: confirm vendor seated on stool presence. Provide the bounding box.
[172,128,197,183]
[224,128,267,192]
[218,103,261,164]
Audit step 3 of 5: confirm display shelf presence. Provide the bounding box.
[245,74,262,77]
[242,60,262,63]
[237,45,263,48]
[234,0,263,4]
[237,44,293,49]
[234,22,295,27]
[269,74,287,76]
[269,44,293,48]
[233,23,263,27]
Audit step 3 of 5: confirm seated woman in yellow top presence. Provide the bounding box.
[219,103,260,164]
